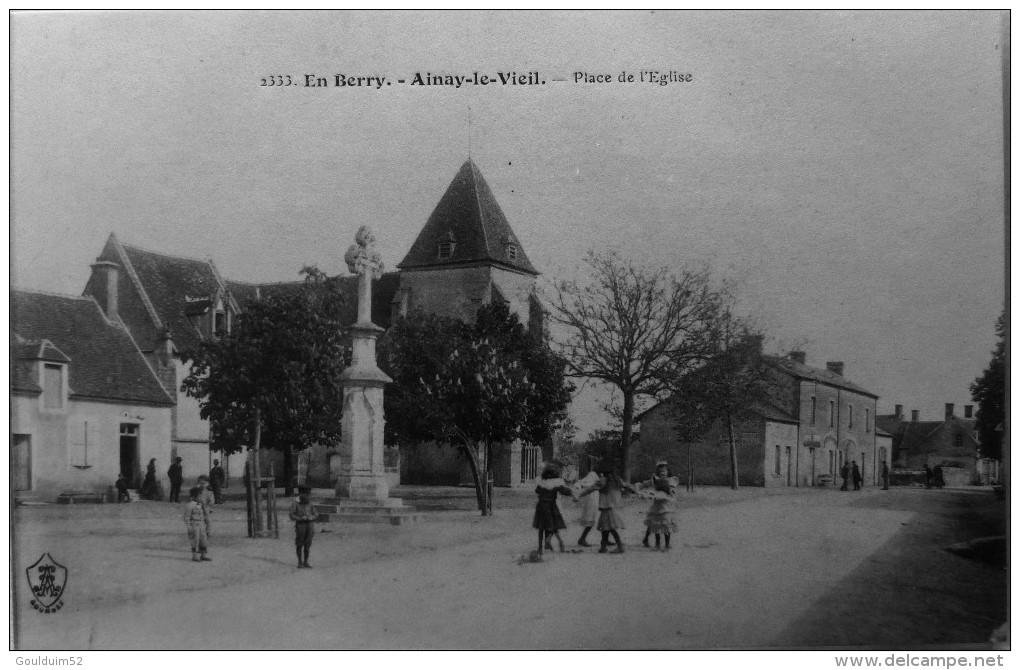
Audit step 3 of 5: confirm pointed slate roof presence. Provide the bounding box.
[397,160,539,275]
[11,290,174,406]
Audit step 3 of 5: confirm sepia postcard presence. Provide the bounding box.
[9,10,1009,661]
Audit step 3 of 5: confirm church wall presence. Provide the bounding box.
[398,266,493,323]
[400,442,464,485]
[489,267,537,327]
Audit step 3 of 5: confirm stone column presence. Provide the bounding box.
[332,226,394,500]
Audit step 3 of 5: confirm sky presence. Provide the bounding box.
[10,10,1007,438]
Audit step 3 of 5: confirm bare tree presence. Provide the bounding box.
[663,307,783,489]
[550,249,720,480]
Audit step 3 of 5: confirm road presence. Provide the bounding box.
[12,485,1004,649]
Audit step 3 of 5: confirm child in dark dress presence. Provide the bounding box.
[533,463,573,555]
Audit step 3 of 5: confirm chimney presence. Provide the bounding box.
[911,410,920,422]
[945,403,955,421]
[826,361,845,376]
[964,405,973,419]
[89,260,120,320]
[894,404,903,419]
[788,350,806,364]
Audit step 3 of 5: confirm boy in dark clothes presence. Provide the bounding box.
[289,486,317,568]
[115,474,130,502]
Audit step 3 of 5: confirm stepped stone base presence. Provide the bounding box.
[56,491,106,504]
[313,497,423,525]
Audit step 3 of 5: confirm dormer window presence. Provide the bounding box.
[42,363,66,409]
[507,244,517,261]
[437,231,456,260]
[214,310,227,337]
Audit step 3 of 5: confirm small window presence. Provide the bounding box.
[507,244,517,261]
[954,433,963,448]
[214,311,226,337]
[43,363,64,409]
[438,241,455,259]
[775,446,782,475]
[865,408,870,433]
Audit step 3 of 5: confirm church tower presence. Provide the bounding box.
[395,160,541,328]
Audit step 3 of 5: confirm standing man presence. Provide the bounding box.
[851,460,862,491]
[840,461,850,491]
[167,457,184,503]
[924,464,934,489]
[209,459,226,504]
[881,460,890,490]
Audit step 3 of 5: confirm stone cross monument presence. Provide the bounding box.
[332,226,394,500]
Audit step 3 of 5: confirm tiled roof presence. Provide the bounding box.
[771,357,878,398]
[229,273,400,329]
[11,290,174,406]
[118,243,222,354]
[635,397,798,425]
[397,160,539,275]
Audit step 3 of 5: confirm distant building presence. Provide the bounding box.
[11,289,174,500]
[875,403,997,485]
[78,159,546,490]
[635,351,887,487]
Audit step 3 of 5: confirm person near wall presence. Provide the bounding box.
[851,460,863,491]
[840,461,850,491]
[924,464,934,489]
[140,458,163,500]
[209,459,226,504]
[933,464,946,489]
[167,457,184,503]
[115,473,131,503]
[881,461,890,490]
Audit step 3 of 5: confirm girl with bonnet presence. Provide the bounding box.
[533,462,573,555]
[635,460,680,551]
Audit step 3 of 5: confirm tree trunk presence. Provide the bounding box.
[283,442,294,497]
[727,411,739,489]
[620,391,635,481]
[457,435,488,516]
[252,407,263,532]
[687,441,694,492]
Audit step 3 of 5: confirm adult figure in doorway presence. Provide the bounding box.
[851,460,862,491]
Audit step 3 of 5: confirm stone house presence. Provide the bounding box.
[635,352,887,487]
[875,403,997,485]
[11,289,174,500]
[78,159,547,490]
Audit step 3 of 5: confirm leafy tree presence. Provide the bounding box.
[550,249,721,479]
[180,267,350,496]
[662,309,780,489]
[971,310,1006,461]
[380,300,573,514]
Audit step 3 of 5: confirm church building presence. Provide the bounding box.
[71,159,546,494]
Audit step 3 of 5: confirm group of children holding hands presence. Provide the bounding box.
[533,459,679,556]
